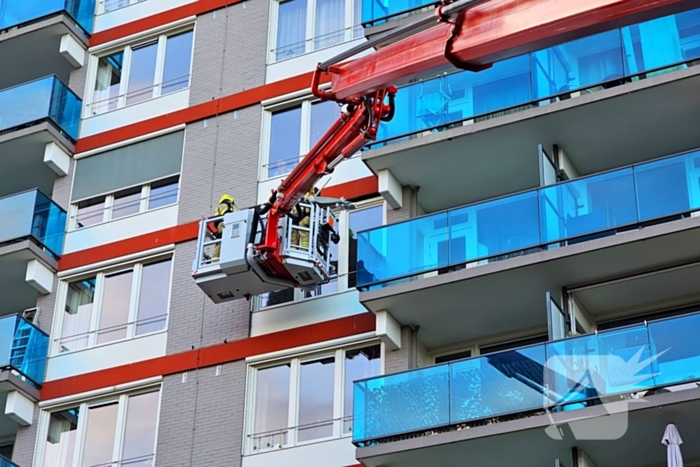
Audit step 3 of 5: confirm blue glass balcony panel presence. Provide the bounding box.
[648,313,700,387]
[0,189,67,258]
[354,363,449,441]
[357,212,449,283]
[354,312,700,443]
[634,151,700,222]
[450,345,546,424]
[0,76,81,142]
[531,30,624,100]
[0,0,95,34]
[361,0,435,25]
[448,190,540,264]
[0,315,49,387]
[0,455,19,467]
[539,168,637,244]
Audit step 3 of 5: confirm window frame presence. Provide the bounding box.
[253,198,385,310]
[85,25,195,118]
[267,0,362,63]
[69,175,180,231]
[244,341,381,454]
[35,386,162,467]
[52,254,174,356]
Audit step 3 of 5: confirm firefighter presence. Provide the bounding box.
[289,187,319,250]
[212,194,237,261]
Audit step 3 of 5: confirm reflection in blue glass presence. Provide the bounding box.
[354,364,449,441]
[362,0,435,25]
[0,315,49,387]
[0,190,67,258]
[354,311,700,443]
[0,455,19,467]
[0,76,82,141]
[0,0,95,34]
[539,168,637,244]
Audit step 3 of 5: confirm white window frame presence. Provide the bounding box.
[34,386,162,467]
[84,24,195,118]
[68,175,180,231]
[97,0,146,15]
[51,254,173,357]
[267,0,363,63]
[253,198,384,310]
[244,340,381,454]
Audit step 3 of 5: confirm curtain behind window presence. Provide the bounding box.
[315,0,344,50]
[276,0,307,60]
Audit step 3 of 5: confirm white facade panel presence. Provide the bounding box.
[94,0,197,32]
[242,437,357,467]
[45,331,167,381]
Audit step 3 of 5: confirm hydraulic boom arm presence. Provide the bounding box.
[254,0,699,285]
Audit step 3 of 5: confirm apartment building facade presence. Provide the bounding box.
[0,0,699,466]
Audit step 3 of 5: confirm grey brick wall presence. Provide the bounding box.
[12,406,40,466]
[189,2,268,107]
[167,240,250,355]
[386,186,420,224]
[155,361,246,467]
[384,325,419,374]
[69,61,88,99]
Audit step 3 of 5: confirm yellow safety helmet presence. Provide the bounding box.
[219,194,234,204]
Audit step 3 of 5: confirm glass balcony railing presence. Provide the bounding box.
[361,0,436,26]
[353,310,700,444]
[0,315,49,388]
[0,455,19,467]
[357,148,700,287]
[0,0,96,34]
[368,8,700,147]
[0,76,81,142]
[0,189,67,258]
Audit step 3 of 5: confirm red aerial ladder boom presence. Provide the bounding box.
[194,0,700,302]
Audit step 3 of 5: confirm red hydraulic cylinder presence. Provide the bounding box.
[328,0,700,101]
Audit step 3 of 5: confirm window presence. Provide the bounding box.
[100,0,147,14]
[72,176,179,229]
[247,344,380,452]
[272,0,363,61]
[40,390,160,467]
[90,29,194,115]
[57,258,172,353]
[265,99,339,179]
[256,202,383,309]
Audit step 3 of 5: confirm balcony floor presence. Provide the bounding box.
[357,387,700,467]
[363,66,700,212]
[0,123,74,198]
[360,215,700,348]
[0,242,56,316]
[0,14,87,89]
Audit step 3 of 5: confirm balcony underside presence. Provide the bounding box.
[360,216,700,348]
[0,124,74,198]
[0,242,56,316]
[0,14,86,89]
[363,66,700,212]
[357,387,700,467]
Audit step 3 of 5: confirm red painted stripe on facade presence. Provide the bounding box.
[74,71,322,154]
[58,221,199,271]
[321,175,378,201]
[90,0,246,46]
[40,313,376,400]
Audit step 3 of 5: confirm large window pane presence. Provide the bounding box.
[126,42,158,106]
[121,392,160,467]
[268,106,301,177]
[315,0,344,49]
[148,177,179,210]
[253,364,291,450]
[260,288,295,308]
[344,346,380,433]
[298,357,335,442]
[348,206,383,287]
[97,271,133,344]
[60,278,96,353]
[76,197,105,229]
[92,52,124,115]
[162,31,194,95]
[136,260,172,335]
[112,187,142,219]
[276,0,307,60]
[43,408,79,467]
[310,100,338,148]
[82,402,118,467]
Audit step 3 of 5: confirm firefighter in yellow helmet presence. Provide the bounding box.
[289,187,319,250]
[211,194,237,261]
